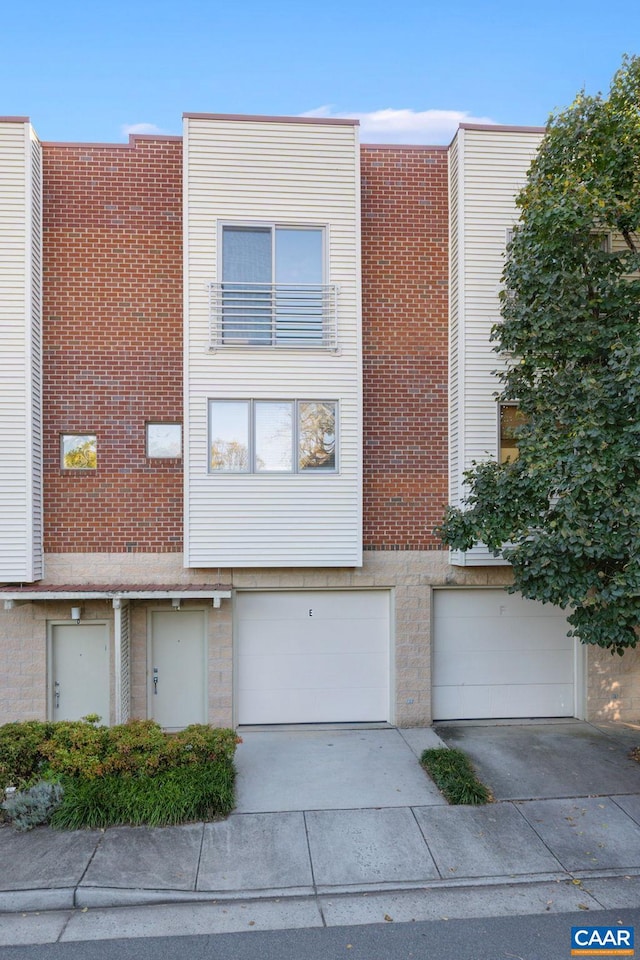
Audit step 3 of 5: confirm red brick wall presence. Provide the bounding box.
[361,146,449,549]
[41,137,447,555]
[42,137,183,553]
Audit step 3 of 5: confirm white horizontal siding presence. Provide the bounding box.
[0,121,42,581]
[449,127,543,566]
[28,130,43,579]
[448,134,461,508]
[184,117,361,567]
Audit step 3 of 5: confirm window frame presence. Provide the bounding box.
[208,398,338,475]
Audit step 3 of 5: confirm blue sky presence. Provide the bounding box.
[3,0,638,144]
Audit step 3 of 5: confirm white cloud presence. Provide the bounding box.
[300,106,496,144]
[121,122,169,137]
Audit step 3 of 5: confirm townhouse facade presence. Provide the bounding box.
[0,113,637,730]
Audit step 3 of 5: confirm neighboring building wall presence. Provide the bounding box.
[361,145,449,550]
[0,119,43,582]
[41,136,183,553]
[588,646,640,722]
[448,124,543,564]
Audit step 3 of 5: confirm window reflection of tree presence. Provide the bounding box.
[299,402,336,470]
[210,440,249,472]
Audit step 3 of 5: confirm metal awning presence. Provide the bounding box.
[0,583,233,609]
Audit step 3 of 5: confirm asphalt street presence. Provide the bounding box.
[1,908,639,960]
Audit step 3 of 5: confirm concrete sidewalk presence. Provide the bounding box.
[1,723,640,945]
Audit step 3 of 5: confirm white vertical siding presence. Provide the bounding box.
[449,126,543,565]
[184,117,361,567]
[0,121,43,581]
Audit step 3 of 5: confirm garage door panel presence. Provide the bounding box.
[432,684,492,721]
[432,682,574,721]
[491,683,574,717]
[433,589,575,721]
[435,591,568,620]
[237,590,390,724]
[238,591,389,621]
[239,651,388,691]
[435,618,572,653]
[434,649,574,686]
[239,617,388,657]
[241,688,388,725]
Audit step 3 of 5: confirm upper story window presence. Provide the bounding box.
[146,423,182,458]
[499,404,527,463]
[209,399,337,474]
[210,224,338,350]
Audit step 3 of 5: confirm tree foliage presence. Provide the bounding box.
[438,55,640,653]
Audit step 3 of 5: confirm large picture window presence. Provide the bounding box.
[209,400,337,474]
[217,224,334,347]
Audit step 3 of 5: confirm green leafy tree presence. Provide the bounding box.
[438,55,640,654]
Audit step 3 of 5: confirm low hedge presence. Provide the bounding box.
[1,718,240,830]
[51,762,236,829]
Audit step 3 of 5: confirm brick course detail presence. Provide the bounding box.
[42,137,183,553]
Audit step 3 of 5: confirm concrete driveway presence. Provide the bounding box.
[434,719,640,800]
[233,725,447,812]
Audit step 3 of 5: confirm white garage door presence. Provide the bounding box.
[237,591,390,725]
[432,590,575,721]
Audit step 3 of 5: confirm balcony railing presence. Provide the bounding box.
[209,282,339,350]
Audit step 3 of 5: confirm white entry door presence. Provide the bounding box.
[432,589,576,720]
[237,590,391,725]
[50,623,110,723]
[149,610,207,730]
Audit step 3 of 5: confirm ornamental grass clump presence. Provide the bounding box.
[50,762,235,830]
[420,747,492,805]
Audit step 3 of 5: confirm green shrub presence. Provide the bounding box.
[41,720,240,780]
[40,720,110,779]
[420,747,492,805]
[51,761,235,829]
[165,725,241,766]
[2,780,64,831]
[0,718,240,828]
[0,721,55,788]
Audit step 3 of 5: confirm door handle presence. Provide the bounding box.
[153,668,159,695]
[54,681,60,710]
